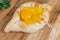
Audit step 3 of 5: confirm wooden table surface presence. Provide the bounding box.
[0,0,60,40]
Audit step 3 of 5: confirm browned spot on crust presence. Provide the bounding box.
[37,16,45,24]
[16,11,20,14]
[40,17,44,21]
[34,3,39,8]
[37,21,41,24]
[20,23,26,29]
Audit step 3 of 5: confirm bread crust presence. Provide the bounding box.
[4,2,52,33]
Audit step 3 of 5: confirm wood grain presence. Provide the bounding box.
[48,13,60,40]
[0,0,60,40]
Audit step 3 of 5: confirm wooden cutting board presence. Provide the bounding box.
[0,0,60,40]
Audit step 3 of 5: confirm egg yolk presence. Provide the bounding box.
[20,5,44,24]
